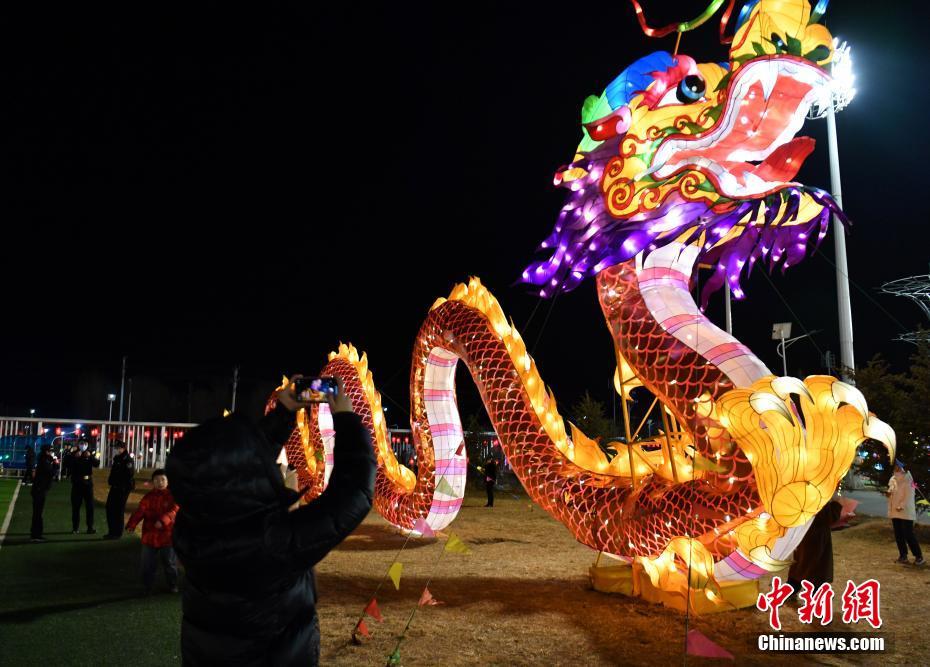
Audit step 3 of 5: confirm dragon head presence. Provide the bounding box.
[523,0,843,306]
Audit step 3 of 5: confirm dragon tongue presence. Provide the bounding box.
[752,136,815,184]
[725,136,816,192]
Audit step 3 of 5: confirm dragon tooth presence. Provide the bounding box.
[758,63,778,102]
[742,171,769,195]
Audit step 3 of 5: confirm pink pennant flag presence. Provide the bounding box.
[363,598,383,622]
[833,496,859,528]
[455,441,466,456]
[413,518,435,538]
[419,586,443,606]
[686,629,734,660]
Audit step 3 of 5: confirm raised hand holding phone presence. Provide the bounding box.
[326,377,354,414]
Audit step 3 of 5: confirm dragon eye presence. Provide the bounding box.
[676,75,706,103]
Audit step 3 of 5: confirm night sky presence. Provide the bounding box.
[2,1,927,425]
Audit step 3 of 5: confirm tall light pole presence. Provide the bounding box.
[107,393,116,421]
[119,355,127,420]
[809,39,857,382]
[231,365,240,412]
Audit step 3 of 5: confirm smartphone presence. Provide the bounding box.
[294,376,339,403]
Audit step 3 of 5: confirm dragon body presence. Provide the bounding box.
[275,0,894,608]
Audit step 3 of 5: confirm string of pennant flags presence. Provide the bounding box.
[351,436,474,665]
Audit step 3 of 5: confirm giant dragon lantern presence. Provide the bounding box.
[272,0,895,613]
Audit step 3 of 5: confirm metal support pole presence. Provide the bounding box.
[619,379,636,487]
[119,356,127,421]
[101,424,108,466]
[659,406,679,483]
[231,365,240,412]
[724,282,733,335]
[780,332,787,376]
[826,104,855,383]
[631,396,659,442]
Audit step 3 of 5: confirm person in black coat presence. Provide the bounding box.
[166,376,375,667]
[482,456,498,508]
[23,445,36,485]
[104,441,135,539]
[30,445,55,541]
[70,442,96,534]
[787,498,843,595]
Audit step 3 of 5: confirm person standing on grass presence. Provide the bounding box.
[482,456,498,507]
[126,468,179,593]
[104,441,135,539]
[888,459,924,565]
[70,441,96,534]
[30,445,55,542]
[166,376,375,666]
[23,444,35,485]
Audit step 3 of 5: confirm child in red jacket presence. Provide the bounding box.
[126,468,179,593]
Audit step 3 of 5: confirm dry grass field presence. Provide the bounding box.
[313,486,928,666]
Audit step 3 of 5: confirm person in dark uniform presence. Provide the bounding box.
[70,441,96,534]
[30,445,55,542]
[787,497,843,596]
[483,456,498,508]
[62,445,76,479]
[104,441,134,539]
[23,444,36,485]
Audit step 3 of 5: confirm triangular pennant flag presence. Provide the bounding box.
[435,476,455,496]
[413,517,435,538]
[455,441,466,456]
[354,619,371,639]
[419,586,443,606]
[444,533,471,555]
[686,629,734,660]
[363,597,383,622]
[692,455,727,473]
[387,648,402,665]
[388,561,403,590]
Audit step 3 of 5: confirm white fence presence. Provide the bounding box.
[0,416,197,473]
[1,417,504,476]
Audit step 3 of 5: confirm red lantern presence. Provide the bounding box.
[144,430,151,439]
[55,427,61,436]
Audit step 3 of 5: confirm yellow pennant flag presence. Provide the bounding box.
[692,454,727,474]
[444,533,471,555]
[388,561,403,590]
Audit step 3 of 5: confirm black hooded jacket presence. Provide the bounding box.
[166,403,375,666]
[108,450,135,490]
[32,449,54,493]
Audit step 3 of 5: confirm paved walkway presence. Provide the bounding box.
[843,489,929,525]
